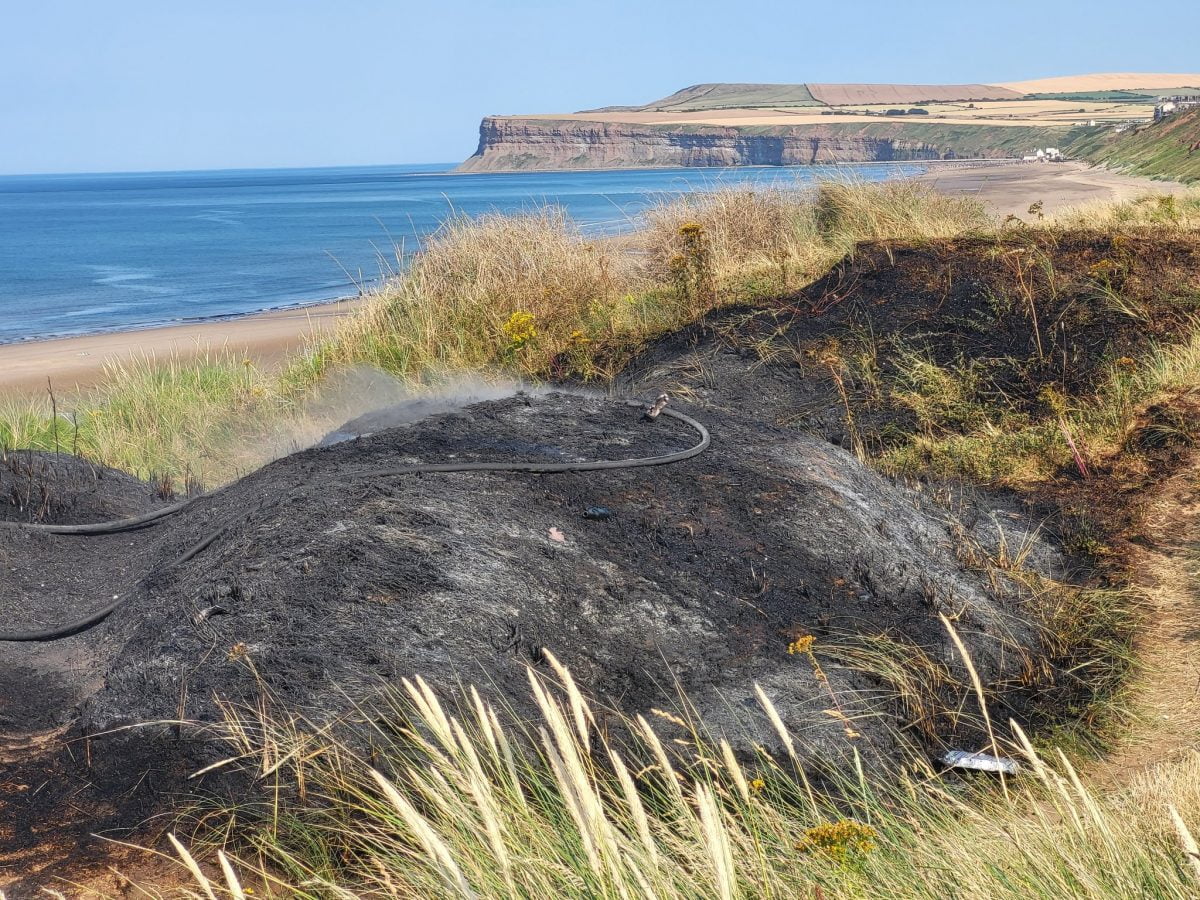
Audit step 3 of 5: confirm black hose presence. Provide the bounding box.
[0,526,231,643]
[355,405,710,480]
[2,497,190,535]
[7,403,707,534]
[0,595,128,642]
[0,402,708,642]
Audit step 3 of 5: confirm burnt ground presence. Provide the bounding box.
[619,230,1200,454]
[4,229,1198,890]
[1,394,1059,889]
[0,450,169,525]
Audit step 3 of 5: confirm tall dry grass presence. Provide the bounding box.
[307,206,647,382]
[1052,188,1200,230]
[0,351,296,485]
[161,653,1200,899]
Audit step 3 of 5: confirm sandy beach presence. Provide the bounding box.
[0,162,1186,397]
[914,159,1192,219]
[0,299,360,396]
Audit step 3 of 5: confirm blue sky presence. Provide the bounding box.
[3,0,1198,174]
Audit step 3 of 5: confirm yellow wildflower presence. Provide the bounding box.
[750,778,766,793]
[787,635,815,655]
[797,819,878,863]
[501,311,538,348]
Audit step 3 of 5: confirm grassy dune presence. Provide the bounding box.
[8,181,1200,896]
[0,180,988,486]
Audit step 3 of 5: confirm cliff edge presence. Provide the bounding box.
[458,116,1077,172]
[457,75,1200,172]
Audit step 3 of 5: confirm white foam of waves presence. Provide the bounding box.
[192,209,244,227]
[90,265,155,285]
[89,265,178,296]
[62,304,126,318]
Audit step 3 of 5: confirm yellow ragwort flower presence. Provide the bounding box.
[796,819,878,863]
[787,635,815,655]
[501,310,538,348]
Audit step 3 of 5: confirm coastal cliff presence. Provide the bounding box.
[458,117,1072,172]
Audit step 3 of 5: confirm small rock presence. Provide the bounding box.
[584,506,612,520]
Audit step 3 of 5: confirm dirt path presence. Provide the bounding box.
[1088,460,1200,784]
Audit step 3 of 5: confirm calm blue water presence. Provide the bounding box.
[0,162,925,343]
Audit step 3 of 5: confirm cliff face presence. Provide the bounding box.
[459,117,1063,172]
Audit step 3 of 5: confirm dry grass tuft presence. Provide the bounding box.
[157,658,1200,899]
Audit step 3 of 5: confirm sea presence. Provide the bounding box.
[0,161,926,343]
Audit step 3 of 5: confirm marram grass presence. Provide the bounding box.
[159,650,1200,899]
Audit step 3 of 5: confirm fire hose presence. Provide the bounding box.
[0,400,708,641]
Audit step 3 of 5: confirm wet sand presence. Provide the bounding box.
[0,162,1187,397]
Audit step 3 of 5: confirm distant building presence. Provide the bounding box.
[1154,100,1200,121]
[1023,148,1064,162]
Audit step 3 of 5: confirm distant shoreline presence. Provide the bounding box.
[447,157,1021,177]
[0,160,1187,397]
[0,298,361,396]
[0,293,360,349]
[0,159,976,351]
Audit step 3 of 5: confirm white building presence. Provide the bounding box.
[1023,148,1064,162]
[1156,102,1178,121]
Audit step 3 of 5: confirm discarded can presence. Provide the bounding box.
[584,506,613,520]
[941,750,1020,775]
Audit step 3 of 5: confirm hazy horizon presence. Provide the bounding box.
[3,0,1198,176]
